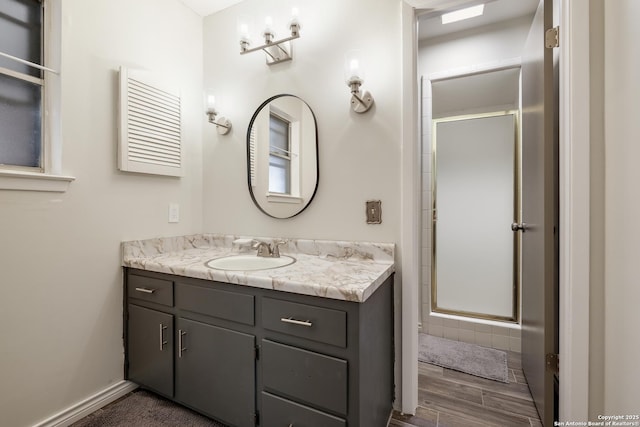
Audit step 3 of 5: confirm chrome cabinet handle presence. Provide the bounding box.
[280,317,312,327]
[159,324,168,351]
[178,330,187,358]
[134,287,155,294]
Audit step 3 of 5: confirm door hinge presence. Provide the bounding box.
[546,353,559,373]
[545,26,559,48]
[255,345,260,360]
[253,410,260,425]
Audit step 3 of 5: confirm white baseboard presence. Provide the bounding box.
[33,380,138,427]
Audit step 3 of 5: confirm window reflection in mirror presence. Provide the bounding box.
[247,95,318,219]
[268,112,292,194]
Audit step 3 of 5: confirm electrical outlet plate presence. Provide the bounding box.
[168,203,180,223]
[366,200,382,224]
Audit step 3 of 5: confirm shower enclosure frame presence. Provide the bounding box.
[430,110,521,323]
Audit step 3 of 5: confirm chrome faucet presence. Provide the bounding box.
[252,240,287,258]
[271,241,286,257]
[253,241,272,257]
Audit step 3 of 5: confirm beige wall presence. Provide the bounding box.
[201,0,402,243]
[0,0,204,425]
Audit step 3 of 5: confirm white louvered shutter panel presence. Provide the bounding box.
[118,67,183,177]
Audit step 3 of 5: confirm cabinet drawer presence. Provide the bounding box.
[176,282,254,326]
[262,339,347,415]
[262,297,346,348]
[261,392,346,427]
[128,274,173,306]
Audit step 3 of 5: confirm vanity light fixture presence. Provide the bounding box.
[344,50,374,113]
[238,8,301,65]
[441,4,485,25]
[205,92,232,135]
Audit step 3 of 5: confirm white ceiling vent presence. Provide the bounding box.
[118,67,183,177]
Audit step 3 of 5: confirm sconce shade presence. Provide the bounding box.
[344,50,366,85]
[204,90,232,135]
[206,94,216,112]
[344,50,374,113]
[264,16,274,33]
[239,23,249,37]
[238,16,253,51]
[290,7,300,26]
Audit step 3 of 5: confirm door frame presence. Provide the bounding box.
[400,0,590,420]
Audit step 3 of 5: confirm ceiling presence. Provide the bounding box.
[178,0,243,16]
[418,0,539,40]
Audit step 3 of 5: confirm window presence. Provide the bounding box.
[0,0,44,168]
[0,0,72,191]
[268,113,291,194]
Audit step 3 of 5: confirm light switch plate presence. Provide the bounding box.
[366,200,382,224]
[168,203,180,223]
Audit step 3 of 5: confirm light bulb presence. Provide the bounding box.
[290,7,299,25]
[350,59,360,77]
[204,91,216,113]
[344,51,365,85]
[239,24,249,40]
[237,16,252,45]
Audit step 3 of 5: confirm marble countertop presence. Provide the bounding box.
[122,234,395,303]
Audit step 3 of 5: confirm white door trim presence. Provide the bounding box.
[400,0,420,415]
[558,0,590,421]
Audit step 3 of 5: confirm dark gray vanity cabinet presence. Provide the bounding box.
[124,268,394,427]
[125,271,257,427]
[258,280,393,427]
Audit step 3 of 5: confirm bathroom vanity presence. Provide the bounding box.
[122,234,395,427]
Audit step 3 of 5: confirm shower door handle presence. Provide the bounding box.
[511,222,527,232]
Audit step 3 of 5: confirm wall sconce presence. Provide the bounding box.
[344,51,374,113]
[238,8,301,65]
[205,92,232,135]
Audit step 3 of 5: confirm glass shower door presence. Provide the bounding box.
[432,112,519,321]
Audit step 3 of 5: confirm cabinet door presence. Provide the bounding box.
[176,318,255,427]
[127,304,174,397]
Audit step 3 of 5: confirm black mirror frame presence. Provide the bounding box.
[246,94,320,219]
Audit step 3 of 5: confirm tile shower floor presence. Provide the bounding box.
[391,351,542,427]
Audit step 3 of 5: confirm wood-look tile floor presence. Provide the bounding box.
[390,351,542,427]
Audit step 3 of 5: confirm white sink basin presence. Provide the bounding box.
[205,254,296,271]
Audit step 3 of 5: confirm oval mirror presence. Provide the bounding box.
[247,94,319,218]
